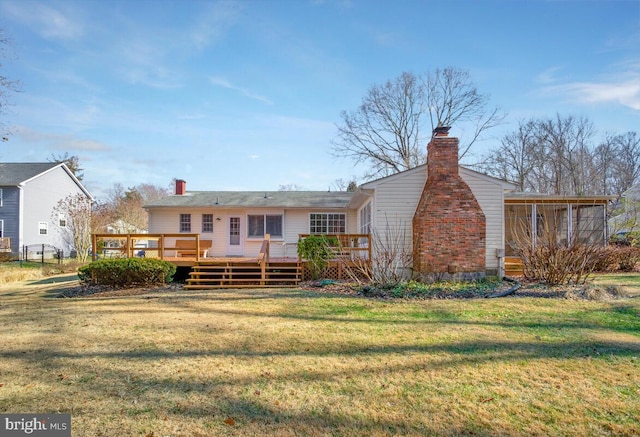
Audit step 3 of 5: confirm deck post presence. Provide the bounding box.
[92,234,97,261]
[159,235,164,260]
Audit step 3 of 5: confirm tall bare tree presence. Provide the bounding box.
[424,67,505,159]
[332,68,504,179]
[481,114,639,199]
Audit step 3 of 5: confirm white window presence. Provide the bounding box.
[58,213,67,228]
[202,214,213,233]
[360,202,372,234]
[248,214,283,238]
[0,188,3,207]
[310,213,346,234]
[179,214,191,232]
[38,221,48,235]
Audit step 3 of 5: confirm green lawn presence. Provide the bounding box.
[0,274,638,436]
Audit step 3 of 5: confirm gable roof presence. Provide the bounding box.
[0,162,93,200]
[145,191,354,209]
[0,162,61,185]
[360,163,518,190]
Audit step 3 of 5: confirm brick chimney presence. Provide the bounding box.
[175,179,186,195]
[412,127,486,280]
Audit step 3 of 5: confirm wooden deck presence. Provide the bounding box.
[91,233,371,289]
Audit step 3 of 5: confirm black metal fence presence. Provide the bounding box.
[21,244,65,265]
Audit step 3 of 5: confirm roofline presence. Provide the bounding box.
[17,162,94,200]
[504,193,613,204]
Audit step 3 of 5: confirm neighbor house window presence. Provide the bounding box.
[38,221,48,235]
[0,189,3,207]
[248,214,283,238]
[0,219,3,237]
[360,202,372,234]
[310,213,346,234]
[58,213,67,228]
[202,214,213,233]
[179,214,191,232]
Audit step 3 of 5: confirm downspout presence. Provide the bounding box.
[18,183,24,258]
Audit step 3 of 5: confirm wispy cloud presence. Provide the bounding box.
[538,62,640,111]
[190,1,242,51]
[210,76,273,104]
[1,1,84,40]
[16,127,111,151]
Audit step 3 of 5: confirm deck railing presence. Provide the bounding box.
[297,234,371,261]
[91,233,206,261]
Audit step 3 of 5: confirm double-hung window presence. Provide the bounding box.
[179,214,191,232]
[309,213,346,234]
[39,221,48,235]
[202,214,213,233]
[248,214,283,238]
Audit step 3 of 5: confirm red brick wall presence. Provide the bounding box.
[412,133,486,276]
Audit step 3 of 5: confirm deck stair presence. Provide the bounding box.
[185,260,301,289]
[504,256,524,277]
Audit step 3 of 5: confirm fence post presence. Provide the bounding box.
[41,244,45,264]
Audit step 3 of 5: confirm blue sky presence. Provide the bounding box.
[1,0,639,200]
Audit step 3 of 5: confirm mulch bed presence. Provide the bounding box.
[57,279,628,301]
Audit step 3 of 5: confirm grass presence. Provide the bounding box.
[0,275,639,436]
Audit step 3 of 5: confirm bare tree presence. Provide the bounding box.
[332,72,426,179]
[424,67,505,159]
[0,29,21,139]
[481,119,540,191]
[612,131,640,196]
[104,182,170,232]
[53,193,92,262]
[332,68,504,179]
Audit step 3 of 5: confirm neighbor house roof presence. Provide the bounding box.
[0,162,93,200]
[145,191,355,209]
[0,162,60,185]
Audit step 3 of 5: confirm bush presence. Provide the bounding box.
[78,258,176,287]
[297,235,338,280]
[594,246,640,272]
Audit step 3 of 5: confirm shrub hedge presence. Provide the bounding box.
[78,258,176,287]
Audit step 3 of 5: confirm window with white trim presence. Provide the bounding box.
[202,214,213,233]
[310,213,346,234]
[360,202,372,234]
[179,214,191,232]
[248,214,283,238]
[38,221,48,235]
[58,213,67,228]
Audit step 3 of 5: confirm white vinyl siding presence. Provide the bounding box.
[360,165,514,271]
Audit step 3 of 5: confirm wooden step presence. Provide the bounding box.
[185,260,301,289]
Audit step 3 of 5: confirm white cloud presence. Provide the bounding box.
[538,63,640,111]
[16,126,111,151]
[189,1,242,51]
[210,76,274,105]
[1,1,84,40]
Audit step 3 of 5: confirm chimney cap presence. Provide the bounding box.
[433,126,451,137]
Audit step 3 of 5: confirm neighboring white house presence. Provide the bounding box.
[0,162,93,258]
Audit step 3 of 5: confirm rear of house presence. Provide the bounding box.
[145,185,358,259]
